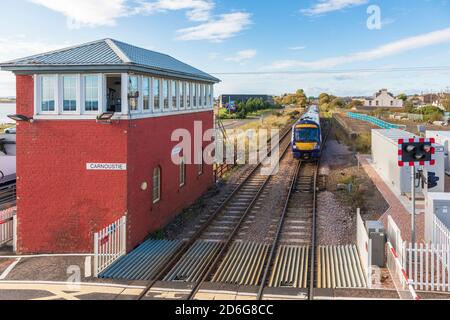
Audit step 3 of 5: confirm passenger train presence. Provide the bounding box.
[292,105,322,161]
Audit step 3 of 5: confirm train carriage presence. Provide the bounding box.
[292,105,322,160]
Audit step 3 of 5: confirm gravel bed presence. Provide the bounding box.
[160,164,256,241]
[317,191,354,245]
[237,155,297,243]
[316,124,389,246]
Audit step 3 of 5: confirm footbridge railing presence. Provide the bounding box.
[347,112,406,130]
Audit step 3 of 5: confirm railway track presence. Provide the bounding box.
[257,121,330,300]
[108,118,367,299]
[137,123,294,300]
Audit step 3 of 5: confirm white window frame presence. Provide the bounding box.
[209,84,214,108]
[82,74,102,115]
[61,75,79,114]
[142,77,151,113]
[171,80,178,111]
[186,83,192,109]
[153,78,161,113]
[162,79,169,111]
[192,83,197,109]
[37,75,58,115]
[128,75,140,114]
[179,81,185,110]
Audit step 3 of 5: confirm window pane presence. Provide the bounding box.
[203,84,207,106]
[63,76,77,112]
[153,79,160,110]
[85,75,99,112]
[171,81,177,109]
[179,81,184,109]
[163,80,169,109]
[186,83,191,108]
[205,85,210,107]
[41,76,55,112]
[143,78,150,110]
[193,83,197,107]
[208,85,213,106]
[128,76,138,111]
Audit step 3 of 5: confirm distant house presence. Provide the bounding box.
[219,94,274,109]
[418,93,445,108]
[363,89,403,108]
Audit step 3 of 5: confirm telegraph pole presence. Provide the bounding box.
[398,138,436,244]
[411,166,416,244]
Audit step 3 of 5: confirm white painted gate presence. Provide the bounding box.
[387,215,450,294]
[94,215,127,277]
[405,243,449,292]
[356,209,372,288]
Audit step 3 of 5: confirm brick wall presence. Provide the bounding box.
[15,75,215,254]
[126,111,214,249]
[16,76,128,253]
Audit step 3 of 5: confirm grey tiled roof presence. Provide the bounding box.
[0,39,219,83]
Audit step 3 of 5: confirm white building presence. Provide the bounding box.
[363,89,403,108]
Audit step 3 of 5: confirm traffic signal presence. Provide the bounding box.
[398,138,435,167]
[427,172,440,189]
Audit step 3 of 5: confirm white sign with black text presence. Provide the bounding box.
[86,163,127,171]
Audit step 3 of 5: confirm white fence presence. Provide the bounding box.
[387,215,450,293]
[0,208,15,247]
[433,215,450,269]
[387,215,405,263]
[405,243,449,292]
[356,209,372,288]
[94,216,127,277]
[386,242,419,300]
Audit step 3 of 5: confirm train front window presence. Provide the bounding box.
[295,128,319,143]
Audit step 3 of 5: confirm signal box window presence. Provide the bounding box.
[41,75,56,112]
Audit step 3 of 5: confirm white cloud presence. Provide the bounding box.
[29,0,128,28]
[135,0,214,22]
[0,37,72,96]
[267,27,450,70]
[29,0,251,41]
[302,0,368,16]
[288,46,306,51]
[0,37,70,62]
[176,12,252,42]
[225,49,257,63]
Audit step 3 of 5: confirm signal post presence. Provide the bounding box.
[398,138,437,244]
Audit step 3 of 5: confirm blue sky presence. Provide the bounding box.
[0,0,450,97]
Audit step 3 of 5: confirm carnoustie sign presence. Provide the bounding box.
[86,163,127,171]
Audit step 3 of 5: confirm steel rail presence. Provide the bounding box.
[256,160,303,299]
[308,119,331,300]
[186,134,294,300]
[255,119,331,300]
[136,123,294,300]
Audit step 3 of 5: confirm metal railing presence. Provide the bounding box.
[347,112,406,130]
[94,215,127,277]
